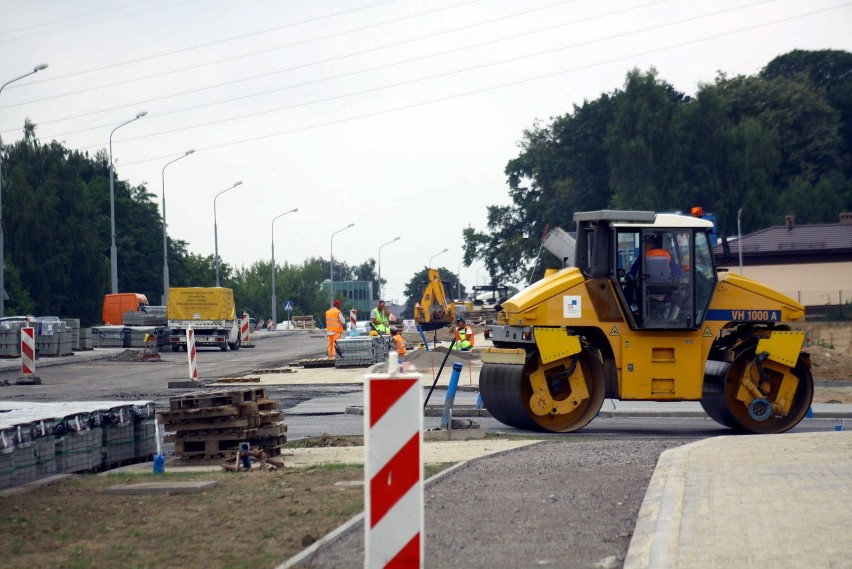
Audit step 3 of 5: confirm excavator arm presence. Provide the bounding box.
[414,268,455,331]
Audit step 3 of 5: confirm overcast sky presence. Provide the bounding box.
[1,0,850,304]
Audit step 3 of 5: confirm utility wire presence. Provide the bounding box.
[0,0,203,44]
[3,0,480,94]
[60,0,780,146]
[0,0,163,37]
[21,0,625,134]
[107,2,850,168]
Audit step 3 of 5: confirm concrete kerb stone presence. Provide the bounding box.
[103,480,218,495]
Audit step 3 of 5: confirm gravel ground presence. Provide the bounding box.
[290,436,699,569]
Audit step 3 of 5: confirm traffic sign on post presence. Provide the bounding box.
[284,300,293,311]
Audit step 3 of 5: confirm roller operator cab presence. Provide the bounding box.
[480,210,813,434]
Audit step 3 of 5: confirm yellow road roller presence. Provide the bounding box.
[479,210,813,434]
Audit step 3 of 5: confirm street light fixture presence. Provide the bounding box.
[0,63,48,317]
[213,180,243,286]
[108,110,147,293]
[160,149,194,305]
[377,236,400,300]
[329,223,355,305]
[428,247,448,268]
[271,208,298,326]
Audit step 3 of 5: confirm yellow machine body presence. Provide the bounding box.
[479,210,814,434]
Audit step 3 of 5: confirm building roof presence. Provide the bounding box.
[714,217,852,260]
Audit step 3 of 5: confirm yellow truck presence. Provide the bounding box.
[167,287,240,352]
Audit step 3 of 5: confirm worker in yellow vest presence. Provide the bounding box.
[325,299,345,359]
[370,299,392,335]
[452,316,474,351]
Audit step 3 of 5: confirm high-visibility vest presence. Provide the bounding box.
[371,307,390,333]
[455,325,474,347]
[392,334,406,356]
[325,307,344,333]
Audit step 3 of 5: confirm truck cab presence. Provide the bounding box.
[574,211,717,330]
[102,293,149,325]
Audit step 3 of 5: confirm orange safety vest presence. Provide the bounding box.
[455,325,474,347]
[392,333,406,356]
[325,307,344,333]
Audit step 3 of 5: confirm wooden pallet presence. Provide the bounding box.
[213,376,261,383]
[158,404,239,423]
[164,388,288,459]
[169,388,267,411]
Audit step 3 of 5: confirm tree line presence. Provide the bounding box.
[463,49,852,284]
[0,121,411,325]
[4,49,848,323]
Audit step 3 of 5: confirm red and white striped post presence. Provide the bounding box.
[350,309,357,331]
[20,326,36,375]
[186,327,198,380]
[365,353,423,568]
[240,311,253,347]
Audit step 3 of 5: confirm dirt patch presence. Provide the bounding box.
[0,466,364,569]
[287,434,363,448]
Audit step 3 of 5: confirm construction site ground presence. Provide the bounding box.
[0,323,850,568]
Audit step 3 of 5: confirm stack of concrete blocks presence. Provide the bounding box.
[133,402,159,460]
[91,325,165,349]
[78,328,94,350]
[100,406,136,466]
[335,337,375,367]
[36,321,73,357]
[55,414,103,474]
[372,336,391,362]
[0,400,157,490]
[0,327,20,357]
[91,326,125,348]
[62,318,81,351]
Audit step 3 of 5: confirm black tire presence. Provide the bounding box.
[702,348,813,434]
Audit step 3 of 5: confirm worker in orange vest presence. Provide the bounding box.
[452,316,474,351]
[390,326,406,361]
[325,299,345,359]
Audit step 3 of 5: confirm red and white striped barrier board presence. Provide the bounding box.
[350,309,357,331]
[21,326,36,375]
[365,354,423,568]
[240,312,252,345]
[186,327,198,380]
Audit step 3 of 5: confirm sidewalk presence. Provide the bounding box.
[625,431,852,568]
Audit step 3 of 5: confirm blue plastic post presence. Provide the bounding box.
[441,362,464,428]
[806,406,814,418]
[475,393,484,410]
[417,326,430,352]
[153,453,165,474]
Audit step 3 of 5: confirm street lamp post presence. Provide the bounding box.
[213,180,243,286]
[0,63,48,317]
[108,110,147,294]
[160,149,194,306]
[271,208,298,326]
[428,247,448,268]
[329,223,355,305]
[377,236,400,300]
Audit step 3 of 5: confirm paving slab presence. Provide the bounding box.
[625,431,852,569]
